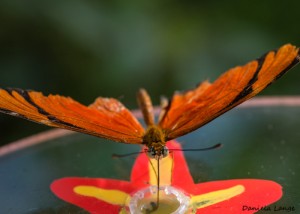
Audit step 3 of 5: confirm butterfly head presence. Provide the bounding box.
[147,145,169,159]
[143,125,168,159]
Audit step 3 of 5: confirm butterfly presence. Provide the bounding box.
[0,44,299,158]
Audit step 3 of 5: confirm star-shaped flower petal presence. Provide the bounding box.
[51,141,282,213]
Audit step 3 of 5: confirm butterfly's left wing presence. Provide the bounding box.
[0,89,145,143]
[159,44,300,140]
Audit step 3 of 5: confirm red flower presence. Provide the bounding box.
[51,141,282,213]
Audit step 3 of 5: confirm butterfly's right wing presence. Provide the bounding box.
[0,89,145,143]
[159,44,300,140]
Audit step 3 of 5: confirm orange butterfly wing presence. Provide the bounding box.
[0,89,145,143]
[159,44,300,140]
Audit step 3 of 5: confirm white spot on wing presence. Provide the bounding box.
[9,112,19,116]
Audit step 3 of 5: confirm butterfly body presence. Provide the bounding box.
[136,89,168,158]
[142,125,166,158]
[0,44,299,159]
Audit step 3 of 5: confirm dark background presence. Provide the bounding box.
[1,0,300,145]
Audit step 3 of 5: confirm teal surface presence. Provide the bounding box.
[0,106,299,213]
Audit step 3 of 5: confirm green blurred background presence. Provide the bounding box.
[0,0,300,145]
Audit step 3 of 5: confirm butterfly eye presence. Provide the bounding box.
[161,146,169,158]
[147,147,157,159]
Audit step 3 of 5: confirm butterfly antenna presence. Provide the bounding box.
[112,150,146,158]
[170,143,222,152]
